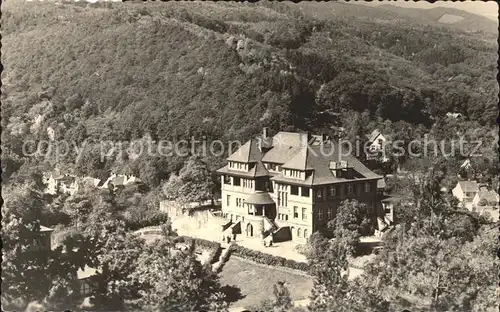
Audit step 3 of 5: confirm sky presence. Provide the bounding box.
[364,1,498,21]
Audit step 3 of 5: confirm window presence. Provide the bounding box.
[269,163,277,171]
[243,179,253,188]
[224,176,231,184]
[80,281,91,295]
[385,208,391,214]
[297,228,302,238]
[278,191,287,207]
[301,187,310,197]
[318,209,323,220]
[329,185,336,197]
[235,215,240,221]
[315,189,323,199]
[302,208,307,220]
[226,195,231,206]
[327,207,333,220]
[347,184,353,194]
[365,182,370,193]
[233,177,241,186]
[236,198,244,207]
[293,206,299,219]
[285,214,288,221]
[303,229,308,238]
[291,185,299,195]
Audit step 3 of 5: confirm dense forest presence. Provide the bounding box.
[1,2,499,311]
[2,1,498,185]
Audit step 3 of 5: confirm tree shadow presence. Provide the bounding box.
[220,284,245,304]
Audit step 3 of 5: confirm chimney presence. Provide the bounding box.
[262,127,268,139]
[300,132,309,147]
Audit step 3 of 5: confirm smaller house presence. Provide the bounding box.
[380,195,401,225]
[100,173,142,190]
[446,112,462,119]
[43,172,78,195]
[366,129,387,152]
[452,181,479,203]
[35,225,54,250]
[77,265,99,297]
[365,129,389,162]
[377,178,386,195]
[473,188,499,208]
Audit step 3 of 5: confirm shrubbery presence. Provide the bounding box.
[125,212,170,231]
[230,244,309,272]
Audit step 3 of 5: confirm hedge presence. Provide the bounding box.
[230,244,309,272]
[125,212,170,231]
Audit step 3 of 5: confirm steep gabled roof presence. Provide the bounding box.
[457,181,479,193]
[366,129,382,143]
[227,139,261,163]
[282,147,313,170]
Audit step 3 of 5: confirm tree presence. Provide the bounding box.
[77,219,146,310]
[250,281,293,312]
[306,233,388,312]
[162,156,215,206]
[1,184,80,310]
[129,239,228,312]
[364,226,497,311]
[327,199,370,255]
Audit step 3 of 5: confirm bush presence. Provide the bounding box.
[125,212,170,231]
[230,244,309,272]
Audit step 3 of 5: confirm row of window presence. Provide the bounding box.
[266,163,281,171]
[289,185,310,197]
[224,176,254,189]
[315,182,372,199]
[226,195,246,208]
[292,206,337,221]
[229,161,248,171]
[291,226,309,239]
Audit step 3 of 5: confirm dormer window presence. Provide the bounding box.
[286,169,302,179]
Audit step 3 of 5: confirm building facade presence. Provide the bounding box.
[217,129,383,242]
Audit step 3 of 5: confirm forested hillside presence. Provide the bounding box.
[2,0,498,184]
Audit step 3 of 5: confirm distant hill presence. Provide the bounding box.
[378,4,498,35]
[1,1,497,181]
[290,2,497,35]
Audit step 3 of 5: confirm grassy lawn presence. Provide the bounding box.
[220,257,313,309]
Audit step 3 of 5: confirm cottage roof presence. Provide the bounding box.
[458,181,479,193]
[40,225,54,232]
[476,189,499,203]
[366,129,382,143]
[77,266,99,280]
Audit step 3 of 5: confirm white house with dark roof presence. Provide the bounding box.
[217,128,384,242]
[452,180,480,203]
